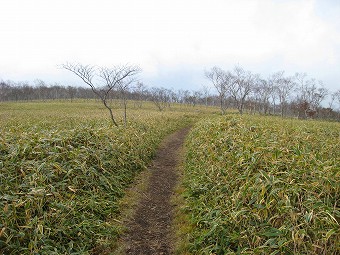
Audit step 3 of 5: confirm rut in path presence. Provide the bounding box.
[122,127,191,255]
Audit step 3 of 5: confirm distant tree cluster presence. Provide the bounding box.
[1,64,340,122]
[0,79,95,102]
[0,77,207,106]
[205,65,340,120]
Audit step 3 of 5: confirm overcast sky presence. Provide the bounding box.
[1,0,339,91]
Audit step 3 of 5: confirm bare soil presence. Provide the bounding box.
[122,127,191,255]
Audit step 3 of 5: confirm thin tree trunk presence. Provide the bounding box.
[103,99,119,127]
[220,95,224,114]
[123,97,127,126]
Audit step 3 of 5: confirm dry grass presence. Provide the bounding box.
[181,115,340,254]
[0,100,201,254]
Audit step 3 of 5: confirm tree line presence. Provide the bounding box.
[205,65,340,120]
[0,77,210,105]
[1,64,340,122]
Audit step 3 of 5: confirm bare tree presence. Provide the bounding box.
[330,90,340,109]
[133,82,147,108]
[200,85,211,107]
[336,90,340,105]
[327,89,340,120]
[61,63,141,127]
[67,86,77,102]
[294,72,309,103]
[294,72,316,118]
[181,90,191,106]
[305,80,328,111]
[273,72,295,118]
[185,90,202,107]
[0,80,9,102]
[229,66,255,114]
[266,74,279,115]
[167,88,177,108]
[117,78,137,126]
[294,73,328,118]
[253,78,274,115]
[148,87,171,111]
[205,66,231,114]
[34,79,49,101]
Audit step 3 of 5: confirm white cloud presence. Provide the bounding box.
[0,0,339,90]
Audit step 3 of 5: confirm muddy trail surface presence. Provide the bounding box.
[122,127,191,255]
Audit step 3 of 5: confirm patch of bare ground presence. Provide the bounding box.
[119,127,191,255]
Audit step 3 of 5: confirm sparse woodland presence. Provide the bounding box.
[1,65,340,121]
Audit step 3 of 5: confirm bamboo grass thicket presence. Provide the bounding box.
[183,115,339,254]
[0,101,196,254]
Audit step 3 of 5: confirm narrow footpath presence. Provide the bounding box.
[121,127,191,255]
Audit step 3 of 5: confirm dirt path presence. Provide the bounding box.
[121,127,191,255]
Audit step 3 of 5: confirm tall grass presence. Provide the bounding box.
[0,100,198,254]
[183,115,339,254]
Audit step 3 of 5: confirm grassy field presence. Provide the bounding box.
[2,101,339,254]
[0,100,207,254]
[181,115,339,254]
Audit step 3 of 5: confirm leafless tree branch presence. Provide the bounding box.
[61,62,141,127]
